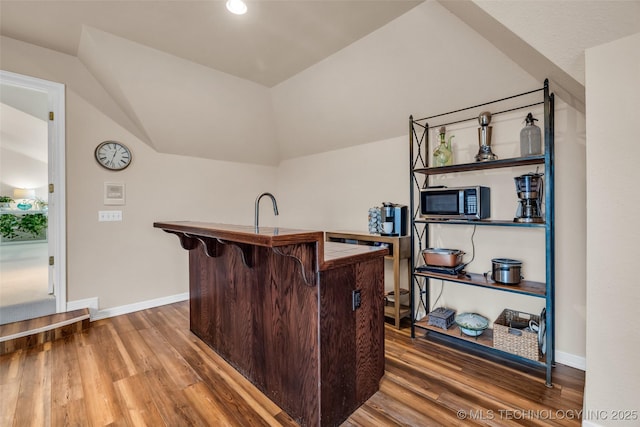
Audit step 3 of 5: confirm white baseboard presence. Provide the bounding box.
[66,297,99,318]
[66,293,189,321]
[555,350,586,371]
[92,292,189,321]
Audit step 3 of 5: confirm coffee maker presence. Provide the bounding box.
[514,173,544,223]
[381,202,408,236]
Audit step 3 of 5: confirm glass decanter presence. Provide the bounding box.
[433,126,453,167]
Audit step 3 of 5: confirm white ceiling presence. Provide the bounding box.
[472,0,640,86]
[1,0,637,88]
[1,0,638,165]
[0,0,423,87]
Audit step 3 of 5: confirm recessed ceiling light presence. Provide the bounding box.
[226,0,247,15]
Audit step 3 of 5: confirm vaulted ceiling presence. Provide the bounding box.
[3,0,637,88]
[0,0,423,87]
[1,1,638,165]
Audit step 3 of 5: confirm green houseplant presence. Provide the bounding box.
[0,214,19,239]
[0,196,14,209]
[18,213,48,237]
[0,212,48,240]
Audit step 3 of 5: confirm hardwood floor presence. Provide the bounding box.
[0,309,90,356]
[0,301,584,426]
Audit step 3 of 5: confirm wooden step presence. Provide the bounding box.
[0,308,90,355]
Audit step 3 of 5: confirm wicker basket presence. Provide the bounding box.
[493,309,540,361]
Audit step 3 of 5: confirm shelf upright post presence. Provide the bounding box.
[409,116,430,338]
[409,116,416,339]
[544,79,556,387]
[422,123,431,330]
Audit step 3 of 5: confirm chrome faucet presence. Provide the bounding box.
[255,192,279,230]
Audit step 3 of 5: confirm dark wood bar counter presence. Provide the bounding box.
[154,221,387,426]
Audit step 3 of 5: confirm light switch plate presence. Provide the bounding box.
[98,210,122,222]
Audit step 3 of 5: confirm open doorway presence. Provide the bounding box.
[0,70,66,325]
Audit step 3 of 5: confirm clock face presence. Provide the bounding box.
[95,141,132,171]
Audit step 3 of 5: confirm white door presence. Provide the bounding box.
[0,70,66,320]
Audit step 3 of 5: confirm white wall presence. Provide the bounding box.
[271,1,534,160]
[66,91,278,308]
[277,97,585,364]
[0,0,589,365]
[76,26,279,165]
[273,1,586,364]
[1,37,278,310]
[276,135,408,232]
[583,32,640,426]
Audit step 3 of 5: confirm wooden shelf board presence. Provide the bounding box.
[414,271,546,297]
[414,320,545,365]
[413,155,545,175]
[384,304,411,319]
[415,319,493,346]
[413,219,546,228]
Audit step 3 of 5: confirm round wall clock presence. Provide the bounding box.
[95,141,132,171]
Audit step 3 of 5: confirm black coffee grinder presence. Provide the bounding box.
[381,202,408,236]
[514,173,544,223]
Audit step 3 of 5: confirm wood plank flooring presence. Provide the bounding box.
[0,309,90,356]
[0,301,584,426]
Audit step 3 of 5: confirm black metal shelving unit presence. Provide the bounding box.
[409,80,555,386]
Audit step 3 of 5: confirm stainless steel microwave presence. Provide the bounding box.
[420,186,490,220]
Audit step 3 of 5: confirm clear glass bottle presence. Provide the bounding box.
[433,126,453,166]
[520,113,542,156]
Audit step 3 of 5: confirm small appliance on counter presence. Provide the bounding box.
[475,111,498,162]
[416,263,466,275]
[420,186,490,220]
[486,258,523,285]
[380,202,408,236]
[514,172,544,223]
[417,248,467,276]
[421,248,464,267]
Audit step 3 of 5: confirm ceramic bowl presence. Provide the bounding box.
[455,312,489,337]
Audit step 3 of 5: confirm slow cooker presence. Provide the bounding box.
[491,258,523,284]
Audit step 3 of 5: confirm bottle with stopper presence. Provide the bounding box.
[475,111,498,162]
[433,126,454,167]
[520,112,542,156]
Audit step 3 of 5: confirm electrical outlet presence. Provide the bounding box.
[352,290,361,311]
[98,210,122,222]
